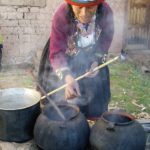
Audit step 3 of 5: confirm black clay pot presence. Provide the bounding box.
[34,104,90,150]
[90,110,146,150]
[0,88,41,142]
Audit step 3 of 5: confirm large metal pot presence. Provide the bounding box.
[0,88,41,142]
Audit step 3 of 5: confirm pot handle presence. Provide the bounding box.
[106,122,115,131]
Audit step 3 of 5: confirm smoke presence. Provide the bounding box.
[39,2,118,117]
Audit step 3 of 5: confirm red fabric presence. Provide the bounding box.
[50,2,114,70]
[65,0,104,7]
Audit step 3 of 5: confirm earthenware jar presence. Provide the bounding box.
[90,110,146,150]
[34,104,90,150]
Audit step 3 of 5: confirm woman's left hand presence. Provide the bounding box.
[86,61,99,78]
[65,74,81,99]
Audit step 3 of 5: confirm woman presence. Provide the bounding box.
[38,0,114,118]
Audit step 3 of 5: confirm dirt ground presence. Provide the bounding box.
[0,66,36,89]
[0,140,39,150]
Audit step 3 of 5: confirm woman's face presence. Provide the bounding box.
[71,5,98,24]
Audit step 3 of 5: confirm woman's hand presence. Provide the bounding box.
[65,74,81,100]
[86,61,99,78]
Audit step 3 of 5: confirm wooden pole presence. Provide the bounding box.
[41,56,119,100]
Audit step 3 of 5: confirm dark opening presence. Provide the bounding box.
[103,114,133,125]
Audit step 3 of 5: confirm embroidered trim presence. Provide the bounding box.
[55,67,70,80]
[66,16,102,56]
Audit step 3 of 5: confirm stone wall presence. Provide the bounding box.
[0,0,125,66]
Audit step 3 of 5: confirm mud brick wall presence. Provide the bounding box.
[0,0,62,66]
[0,0,126,66]
[106,0,126,53]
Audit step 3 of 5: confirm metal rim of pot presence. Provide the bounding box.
[101,111,135,126]
[0,88,41,111]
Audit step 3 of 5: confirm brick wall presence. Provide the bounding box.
[0,0,126,66]
[0,0,62,66]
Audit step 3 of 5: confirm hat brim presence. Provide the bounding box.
[65,0,104,7]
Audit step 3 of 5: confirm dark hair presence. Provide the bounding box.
[67,5,76,35]
[67,4,104,32]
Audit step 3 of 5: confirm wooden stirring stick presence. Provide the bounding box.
[41,56,119,100]
[37,83,66,121]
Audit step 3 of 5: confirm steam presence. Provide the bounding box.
[39,2,116,117]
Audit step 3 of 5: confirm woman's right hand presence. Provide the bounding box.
[65,74,81,100]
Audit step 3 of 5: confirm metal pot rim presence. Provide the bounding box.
[0,88,41,110]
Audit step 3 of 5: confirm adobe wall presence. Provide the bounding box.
[0,0,61,66]
[0,0,126,66]
[107,0,126,54]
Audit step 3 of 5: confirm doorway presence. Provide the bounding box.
[124,0,150,50]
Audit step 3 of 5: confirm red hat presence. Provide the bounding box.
[65,0,104,7]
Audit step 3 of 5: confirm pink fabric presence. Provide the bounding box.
[50,2,114,71]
